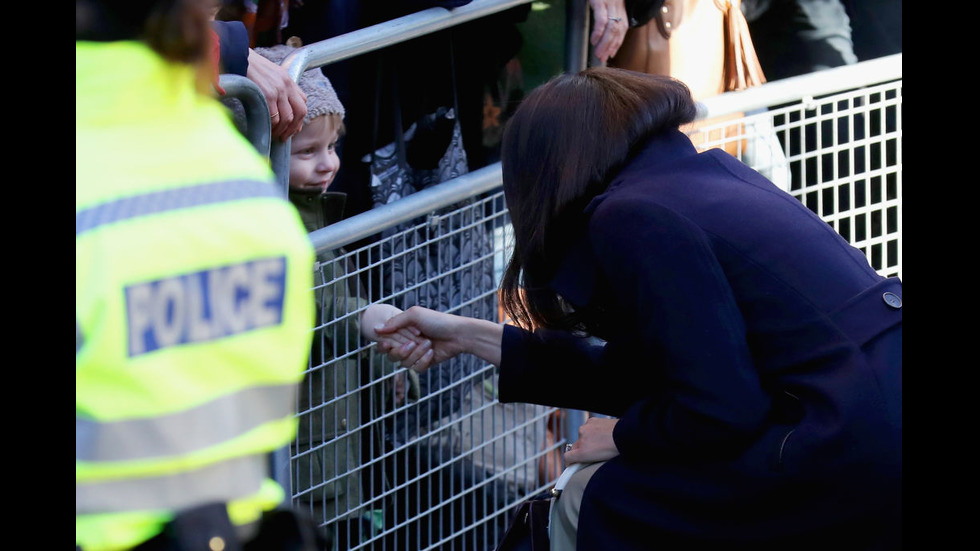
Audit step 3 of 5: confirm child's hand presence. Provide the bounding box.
[361,303,424,358]
[246,49,307,140]
[362,304,412,340]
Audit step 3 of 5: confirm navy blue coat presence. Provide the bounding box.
[212,20,249,76]
[498,129,901,549]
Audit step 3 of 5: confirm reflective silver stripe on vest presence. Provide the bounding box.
[76,454,266,514]
[75,179,282,236]
[76,383,296,462]
[76,317,85,357]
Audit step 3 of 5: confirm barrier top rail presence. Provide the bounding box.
[697,54,902,119]
[308,53,903,256]
[280,0,535,81]
[307,163,503,253]
[268,0,535,194]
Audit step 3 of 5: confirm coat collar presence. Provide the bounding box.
[587,128,699,216]
[289,189,348,234]
[549,129,699,308]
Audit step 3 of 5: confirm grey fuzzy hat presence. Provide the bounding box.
[255,44,345,123]
[222,43,344,132]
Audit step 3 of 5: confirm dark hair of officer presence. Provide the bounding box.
[498,68,698,332]
[76,0,212,63]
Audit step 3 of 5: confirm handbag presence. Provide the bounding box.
[494,463,585,551]
[610,0,766,156]
[365,34,469,211]
[611,0,765,97]
[494,491,552,551]
[364,39,494,318]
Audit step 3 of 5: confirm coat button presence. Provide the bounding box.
[882,292,902,309]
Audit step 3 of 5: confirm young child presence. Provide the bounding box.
[232,44,420,548]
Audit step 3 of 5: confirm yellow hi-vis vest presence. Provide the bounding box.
[76,41,315,551]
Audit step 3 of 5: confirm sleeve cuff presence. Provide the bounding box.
[212,20,250,77]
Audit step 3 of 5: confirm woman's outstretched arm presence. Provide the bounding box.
[365,305,505,372]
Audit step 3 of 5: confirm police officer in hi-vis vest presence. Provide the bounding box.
[76,1,324,549]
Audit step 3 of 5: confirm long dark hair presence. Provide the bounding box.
[498,67,697,331]
[76,0,212,64]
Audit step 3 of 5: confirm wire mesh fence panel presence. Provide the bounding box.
[292,191,565,551]
[688,79,902,279]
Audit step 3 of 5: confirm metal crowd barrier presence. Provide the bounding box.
[217,73,271,158]
[695,54,903,279]
[218,2,901,548]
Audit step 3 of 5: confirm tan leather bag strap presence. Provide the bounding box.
[718,0,766,91]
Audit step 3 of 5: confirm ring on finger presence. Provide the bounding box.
[609,17,622,22]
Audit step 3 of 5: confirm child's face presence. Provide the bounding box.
[289,115,342,193]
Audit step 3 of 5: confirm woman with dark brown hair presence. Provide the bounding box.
[365,66,901,550]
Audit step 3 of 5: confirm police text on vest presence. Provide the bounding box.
[126,257,288,356]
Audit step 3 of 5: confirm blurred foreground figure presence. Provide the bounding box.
[76,1,323,549]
